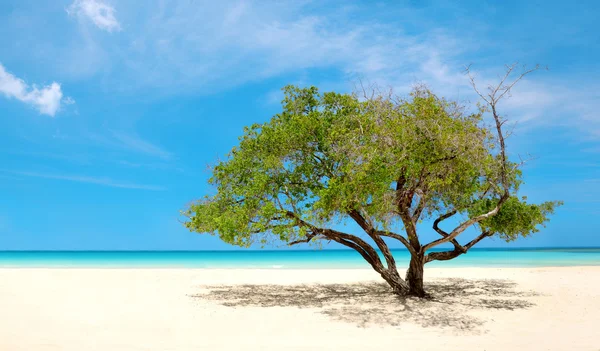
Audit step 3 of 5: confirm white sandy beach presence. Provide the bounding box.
[0,267,598,351]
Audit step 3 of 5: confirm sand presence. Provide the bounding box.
[0,267,598,350]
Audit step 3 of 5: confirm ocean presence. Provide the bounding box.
[1,248,599,268]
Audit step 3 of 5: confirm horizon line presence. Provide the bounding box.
[1,247,599,253]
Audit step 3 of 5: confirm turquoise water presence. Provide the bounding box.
[1,248,599,268]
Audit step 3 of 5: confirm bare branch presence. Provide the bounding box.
[424,231,493,263]
[348,209,398,271]
[465,63,542,106]
[432,210,457,236]
[431,210,466,253]
[288,231,323,246]
[285,211,387,272]
[514,153,537,170]
[423,202,502,251]
[435,63,542,250]
[376,230,416,256]
[464,64,490,105]
[489,63,517,102]
[495,64,542,102]
[464,231,493,250]
[411,192,427,224]
[394,166,422,250]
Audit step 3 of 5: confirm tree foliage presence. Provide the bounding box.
[469,196,561,242]
[183,65,561,296]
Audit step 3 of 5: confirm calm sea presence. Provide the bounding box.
[0,248,599,268]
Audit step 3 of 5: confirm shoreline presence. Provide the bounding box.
[1,264,600,269]
[3,249,599,270]
[2,246,600,252]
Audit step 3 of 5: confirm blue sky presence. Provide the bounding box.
[0,0,598,250]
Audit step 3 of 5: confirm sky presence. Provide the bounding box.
[0,0,599,250]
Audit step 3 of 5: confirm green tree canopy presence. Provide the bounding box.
[184,66,561,296]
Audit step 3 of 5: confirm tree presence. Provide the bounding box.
[183,64,561,297]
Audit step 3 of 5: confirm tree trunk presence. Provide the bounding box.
[405,254,426,297]
[381,270,409,295]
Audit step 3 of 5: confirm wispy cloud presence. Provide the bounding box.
[545,160,600,168]
[509,80,600,137]
[3,170,165,191]
[435,65,600,139]
[62,1,566,116]
[109,130,172,160]
[62,1,461,93]
[0,149,92,165]
[67,0,121,32]
[82,130,172,160]
[117,160,183,172]
[1,149,181,172]
[0,63,69,116]
[20,0,594,140]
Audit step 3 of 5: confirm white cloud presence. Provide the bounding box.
[3,170,165,191]
[67,0,121,32]
[0,63,67,116]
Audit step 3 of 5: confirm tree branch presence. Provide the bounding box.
[347,209,398,272]
[466,63,541,195]
[428,64,540,251]
[398,209,421,252]
[423,201,504,251]
[285,211,387,272]
[431,210,466,253]
[376,230,416,256]
[411,189,427,223]
[288,231,323,246]
[424,231,493,263]
[432,210,457,236]
[409,155,458,224]
[395,170,421,250]
[495,64,542,102]
[463,231,493,250]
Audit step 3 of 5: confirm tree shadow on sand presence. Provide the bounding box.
[192,278,539,332]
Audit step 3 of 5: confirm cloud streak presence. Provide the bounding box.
[83,130,172,160]
[67,0,121,32]
[3,170,166,191]
[0,63,68,116]
[109,130,172,160]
